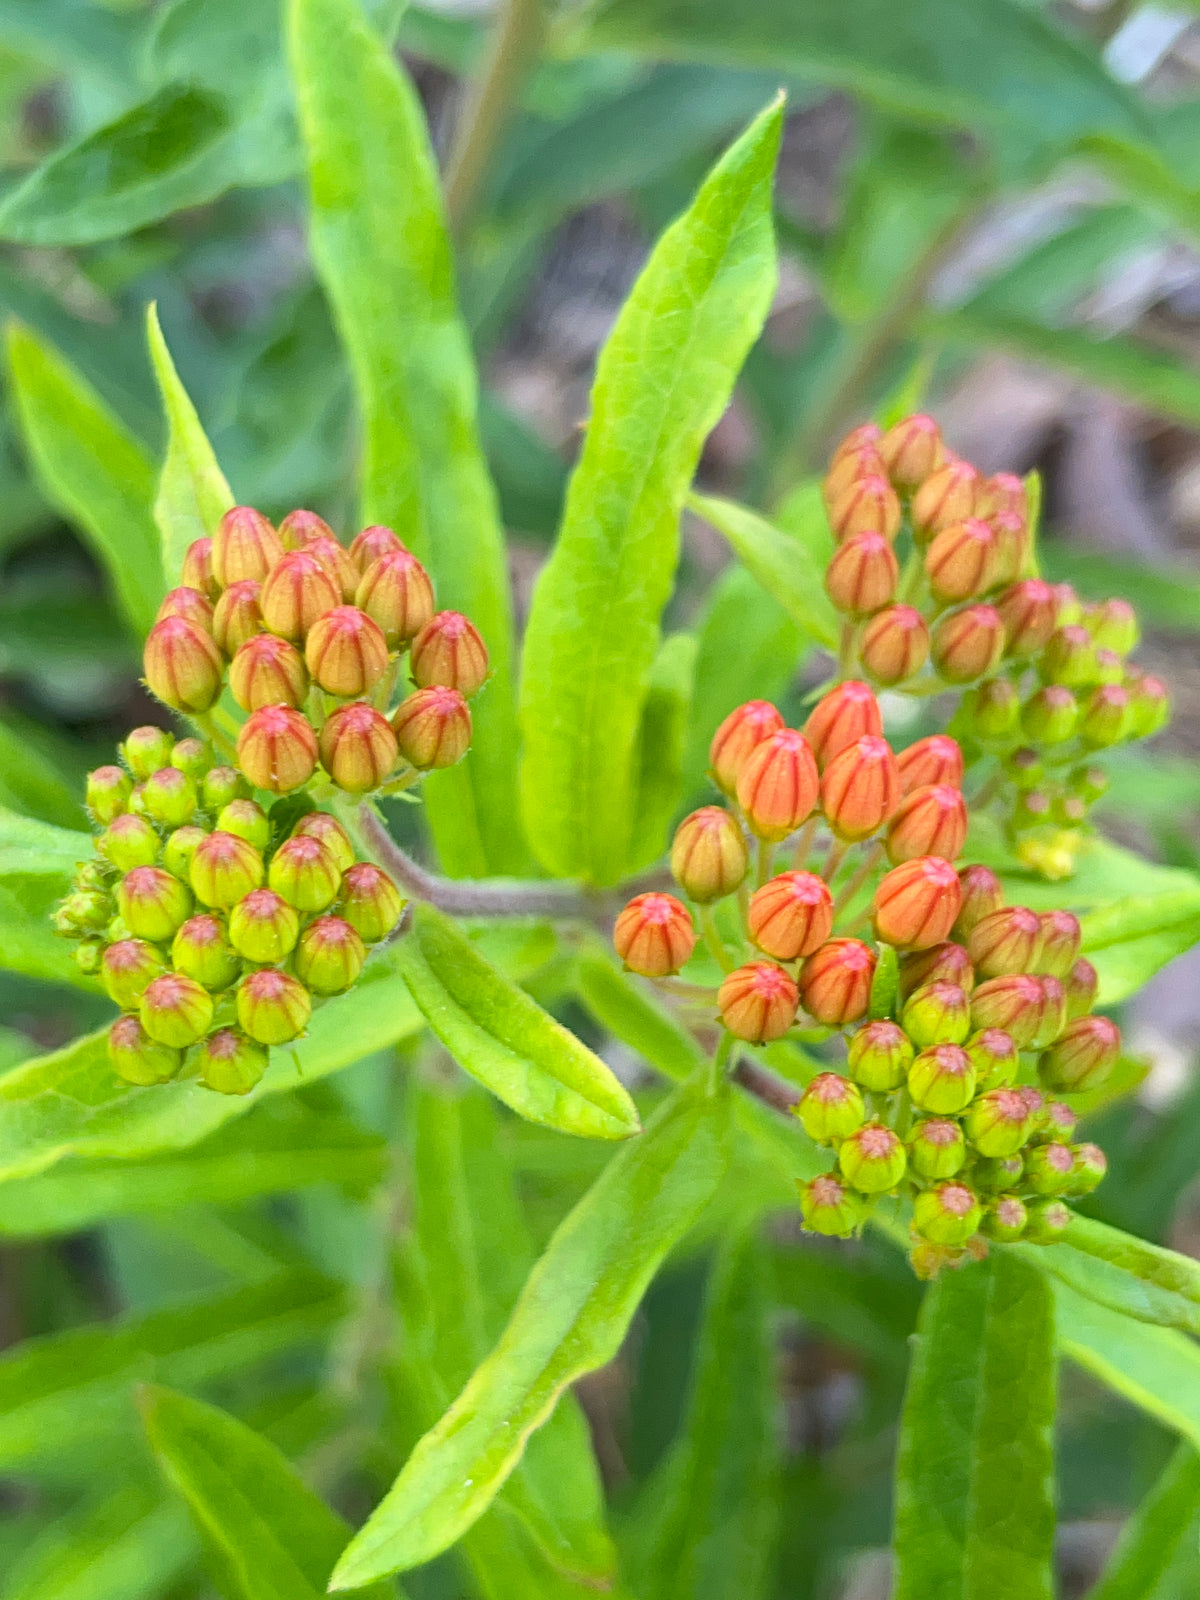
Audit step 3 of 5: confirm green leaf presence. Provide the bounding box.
[628,632,697,872]
[0,804,95,990]
[288,0,522,876]
[395,903,640,1140]
[1088,1443,1200,1600]
[141,1385,394,1600]
[519,99,782,885]
[893,1252,1056,1600]
[573,942,705,1084]
[0,1272,344,1473]
[771,1236,921,1376]
[623,1233,780,1600]
[1032,1216,1200,1340]
[0,714,85,830]
[689,490,839,651]
[6,322,162,636]
[146,304,234,588]
[0,1485,194,1600]
[331,1078,733,1588]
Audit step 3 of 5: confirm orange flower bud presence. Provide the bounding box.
[859,604,929,685]
[830,422,883,464]
[306,535,359,603]
[319,701,399,793]
[895,734,963,795]
[736,729,820,841]
[613,892,695,977]
[984,471,1028,520]
[355,551,435,647]
[236,705,319,793]
[747,871,833,960]
[911,459,984,544]
[898,941,973,1000]
[410,611,489,698]
[1027,975,1068,1051]
[967,906,1041,978]
[143,616,224,712]
[1039,1014,1120,1093]
[229,633,309,711]
[823,445,887,509]
[989,510,1027,586]
[829,473,901,542]
[304,605,389,697]
[338,862,404,943]
[924,518,1000,605]
[212,579,263,656]
[803,681,881,770]
[278,508,335,551]
[825,532,899,618]
[392,686,472,769]
[718,961,799,1042]
[820,734,901,842]
[260,551,341,641]
[873,856,962,950]
[885,782,967,864]
[190,830,264,909]
[157,585,215,634]
[670,807,748,902]
[212,505,283,588]
[799,938,876,1026]
[709,700,784,796]
[953,864,1004,939]
[182,536,217,599]
[931,603,1005,683]
[877,412,946,488]
[349,523,404,572]
[236,967,312,1046]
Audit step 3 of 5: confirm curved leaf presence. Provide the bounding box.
[0,805,94,990]
[1088,1443,1200,1600]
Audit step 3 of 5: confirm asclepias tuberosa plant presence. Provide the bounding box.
[4,2,1200,1595]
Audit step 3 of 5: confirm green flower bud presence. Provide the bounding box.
[1033,1100,1078,1145]
[1093,648,1126,687]
[139,971,214,1048]
[141,767,198,828]
[1021,685,1077,745]
[291,812,355,874]
[172,914,241,991]
[972,677,1021,747]
[122,726,175,780]
[981,1195,1028,1242]
[1005,746,1044,791]
[973,1154,1024,1193]
[108,1015,182,1086]
[898,942,974,1001]
[1031,911,1082,980]
[796,1172,866,1238]
[968,906,1041,980]
[1127,673,1169,739]
[101,938,166,1008]
[1067,1142,1107,1196]
[1084,598,1138,656]
[1039,1013,1119,1092]
[908,1117,966,1179]
[1079,684,1135,749]
[901,981,971,1049]
[965,1086,1033,1158]
[75,938,104,975]
[908,1044,975,1114]
[1023,1141,1076,1196]
[197,1028,269,1096]
[191,830,265,909]
[1064,958,1099,1022]
[837,1121,907,1193]
[236,967,312,1045]
[268,835,340,913]
[964,1027,1019,1089]
[228,889,300,964]
[1023,1198,1072,1244]
[217,799,271,853]
[1039,625,1100,689]
[170,738,213,781]
[293,915,367,995]
[60,889,113,932]
[116,866,193,942]
[1069,766,1110,806]
[913,1181,982,1246]
[86,765,132,823]
[99,814,160,873]
[846,1019,913,1091]
[796,1071,866,1145]
[162,825,208,880]
[201,766,251,812]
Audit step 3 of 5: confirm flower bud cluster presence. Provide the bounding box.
[58,724,404,1094]
[822,418,1169,879]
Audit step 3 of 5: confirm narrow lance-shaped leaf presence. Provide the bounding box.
[573,941,705,1085]
[146,304,234,586]
[519,98,782,885]
[0,1484,195,1600]
[288,0,523,876]
[7,321,163,635]
[395,902,640,1141]
[893,1252,1056,1600]
[1031,1214,1200,1339]
[627,632,697,873]
[0,806,95,990]
[331,1078,734,1588]
[1087,1442,1200,1600]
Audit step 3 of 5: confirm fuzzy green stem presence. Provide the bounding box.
[699,903,736,975]
[192,711,238,763]
[709,1030,735,1095]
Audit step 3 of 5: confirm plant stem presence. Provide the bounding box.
[833,840,884,916]
[822,837,848,883]
[792,815,819,871]
[837,621,858,681]
[709,1030,735,1095]
[731,1052,800,1116]
[444,0,546,235]
[192,711,238,762]
[756,838,776,889]
[699,904,736,974]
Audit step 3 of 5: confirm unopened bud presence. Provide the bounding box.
[799,938,876,1027]
[1027,976,1067,1051]
[1022,1142,1075,1197]
[829,474,901,542]
[170,739,212,782]
[1034,1100,1079,1145]
[181,536,217,599]
[355,550,435,647]
[820,734,900,842]
[236,967,312,1045]
[201,766,249,811]
[172,913,240,991]
[1094,649,1126,686]
[1023,1198,1072,1244]
[913,1181,982,1246]
[797,1172,865,1237]
[292,812,356,874]
[308,535,361,603]
[981,1195,1028,1243]
[803,681,882,770]
[796,1071,865,1143]
[1127,672,1170,738]
[952,864,1004,939]
[216,799,270,853]
[229,633,309,712]
[1040,625,1100,690]
[60,888,111,932]
[108,1015,182,1086]
[925,518,1000,605]
[237,705,319,794]
[747,870,833,960]
[1049,583,1083,627]
[896,734,963,796]
[671,807,748,903]
[614,891,695,978]
[997,579,1058,657]
[873,856,962,951]
[212,506,283,587]
[349,524,404,571]
[260,551,340,641]
[908,1118,966,1180]
[101,939,166,1008]
[908,1043,975,1114]
[75,938,104,975]
[278,508,335,552]
[970,973,1045,1049]
[1021,685,1077,745]
[911,459,984,544]
[718,960,798,1042]
[1031,911,1082,980]
[824,444,887,508]
[898,941,973,1000]
[859,604,929,685]
[157,585,215,634]
[338,863,404,943]
[962,1087,1028,1158]
[190,830,265,909]
[411,611,489,699]
[139,971,214,1048]
[1085,598,1138,656]
[964,1027,1019,1089]
[737,729,819,841]
[968,906,1041,979]
[970,678,1021,747]
[212,580,264,656]
[142,768,198,829]
[931,604,1005,683]
[197,1028,269,1096]
[708,700,784,795]
[989,511,1027,587]
[294,915,366,995]
[143,617,224,712]
[87,765,133,823]
[825,532,898,618]
[1079,684,1135,748]
[392,686,472,769]
[1007,745,1043,789]
[975,1155,1025,1194]
[229,888,300,964]
[100,814,159,873]
[886,783,967,865]
[837,1121,907,1193]
[162,826,207,881]
[268,834,341,914]
[117,866,193,942]
[319,702,397,793]
[902,981,971,1048]
[1039,1013,1120,1093]
[1068,1142,1107,1196]
[877,413,945,488]
[846,1019,913,1091]
[830,422,883,464]
[305,606,389,697]
[1064,957,1099,1021]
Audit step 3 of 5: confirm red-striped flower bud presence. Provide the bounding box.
[355,550,435,647]
[797,1071,865,1144]
[736,729,819,841]
[1079,684,1135,748]
[1126,672,1170,739]
[799,939,877,1027]
[294,915,367,995]
[1032,911,1082,980]
[898,941,973,1000]
[1094,649,1126,687]
[1064,957,1099,1021]
[823,445,887,512]
[162,826,207,882]
[278,508,335,552]
[885,783,967,865]
[319,701,398,793]
[1024,1199,1072,1244]
[1027,976,1067,1051]
[237,706,319,794]
[931,604,1005,684]
[718,961,799,1043]
[896,734,963,796]
[142,768,198,829]
[964,1086,1029,1158]
[989,510,1027,587]
[974,1154,1025,1194]
[837,1121,907,1193]
[981,1195,1028,1243]
[190,830,264,909]
[670,807,748,903]
[969,973,1044,1048]
[101,939,166,1009]
[846,1019,913,1091]
[1021,685,1077,745]
[260,551,340,641]
[87,765,132,823]
[116,866,193,942]
[172,913,240,991]
[143,616,224,712]
[911,459,984,544]
[212,506,283,588]
[965,1027,1019,1090]
[967,906,1041,979]
[825,532,898,618]
[983,471,1028,520]
[708,700,784,796]
[229,634,308,712]
[182,536,217,599]
[747,871,833,960]
[201,766,249,812]
[410,611,489,698]
[913,1182,982,1247]
[901,981,971,1049]
[100,814,159,873]
[1034,1099,1079,1145]
[997,579,1057,657]
[1051,583,1084,627]
[229,888,300,964]
[392,686,472,769]
[820,734,901,842]
[908,1118,966,1180]
[108,1015,182,1086]
[156,585,214,634]
[305,606,389,697]
[1023,1141,1076,1197]
[829,474,901,542]
[236,967,312,1045]
[830,422,883,464]
[170,738,211,782]
[1038,1014,1120,1093]
[1039,625,1100,689]
[859,605,930,686]
[877,412,945,488]
[952,864,1004,940]
[1068,1142,1107,1196]
[873,856,961,950]
[1085,597,1139,656]
[268,834,341,913]
[797,1172,866,1238]
[908,1043,975,1114]
[925,518,1000,605]
[338,863,403,943]
[292,812,356,874]
[971,678,1021,747]
[348,523,404,571]
[139,971,213,1048]
[613,892,695,977]
[216,799,270,854]
[307,535,364,602]
[197,1029,269,1096]
[803,681,882,771]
